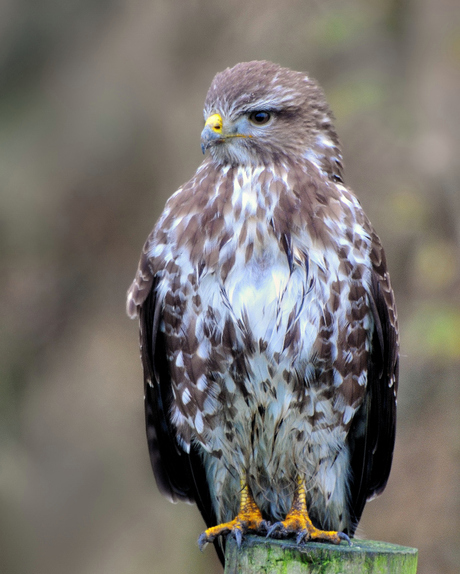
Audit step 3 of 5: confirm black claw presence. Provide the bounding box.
[296,530,308,545]
[198,532,210,551]
[258,520,269,534]
[338,532,352,546]
[266,522,283,538]
[234,528,243,548]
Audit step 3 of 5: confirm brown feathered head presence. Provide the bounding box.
[201,60,343,180]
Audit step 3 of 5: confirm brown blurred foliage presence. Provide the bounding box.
[1,1,460,573]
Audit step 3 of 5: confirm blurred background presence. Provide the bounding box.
[1,0,459,572]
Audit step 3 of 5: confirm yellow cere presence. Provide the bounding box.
[204,113,223,133]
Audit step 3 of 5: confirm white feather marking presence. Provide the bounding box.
[175,351,184,368]
[182,387,192,405]
[316,133,335,149]
[197,375,207,392]
[342,405,354,425]
[357,371,368,387]
[195,411,204,434]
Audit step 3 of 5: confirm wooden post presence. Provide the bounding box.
[224,534,418,574]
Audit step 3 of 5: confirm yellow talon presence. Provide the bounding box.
[267,476,351,545]
[198,480,267,549]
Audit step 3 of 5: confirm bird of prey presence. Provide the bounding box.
[127,61,399,565]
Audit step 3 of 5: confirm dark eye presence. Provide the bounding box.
[249,111,271,125]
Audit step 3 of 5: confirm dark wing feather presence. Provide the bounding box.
[140,284,196,502]
[347,242,399,534]
[131,252,224,564]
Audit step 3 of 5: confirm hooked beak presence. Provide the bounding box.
[200,112,252,154]
[201,113,224,154]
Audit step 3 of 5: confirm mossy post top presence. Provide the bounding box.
[224,535,418,574]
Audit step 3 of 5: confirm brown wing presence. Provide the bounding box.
[128,245,224,564]
[347,234,399,533]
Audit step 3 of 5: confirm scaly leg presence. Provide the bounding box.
[198,479,268,549]
[267,476,351,545]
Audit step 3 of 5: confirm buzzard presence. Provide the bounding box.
[127,61,398,565]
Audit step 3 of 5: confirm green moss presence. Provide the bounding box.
[225,535,418,574]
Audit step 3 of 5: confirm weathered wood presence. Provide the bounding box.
[224,534,418,574]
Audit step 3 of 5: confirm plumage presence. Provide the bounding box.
[127,61,398,565]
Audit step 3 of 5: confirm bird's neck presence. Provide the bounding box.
[302,136,344,183]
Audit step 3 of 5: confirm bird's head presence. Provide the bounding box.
[201,60,344,180]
